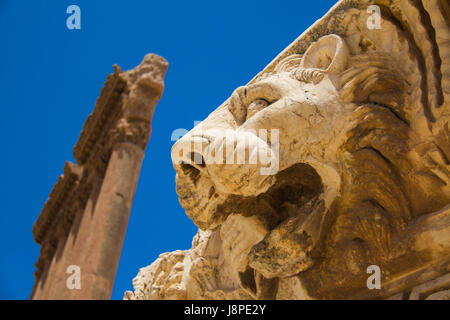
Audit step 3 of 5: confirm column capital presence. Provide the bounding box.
[109,54,168,150]
[122,54,168,122]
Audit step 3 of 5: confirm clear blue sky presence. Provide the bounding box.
[0,0,335,299]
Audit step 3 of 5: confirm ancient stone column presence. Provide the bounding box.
[71,54,167,300]
[30,54,168,300]
[70,143,145,299]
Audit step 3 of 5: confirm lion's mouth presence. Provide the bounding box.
[224,163,323,299]
[177,161,325,298]
[177,161,323,232]
[210,162,323,231]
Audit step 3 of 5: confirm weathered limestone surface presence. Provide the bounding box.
[31,54,168,300]
[125,0,450,300]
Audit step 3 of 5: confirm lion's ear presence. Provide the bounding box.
[300,34,349,75]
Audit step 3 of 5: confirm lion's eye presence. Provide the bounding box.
[246,99,269,120]
[229,83,280,125]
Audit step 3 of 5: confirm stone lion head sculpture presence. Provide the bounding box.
[126,0,449,300]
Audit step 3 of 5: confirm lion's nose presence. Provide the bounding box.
[171,135,210,172]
